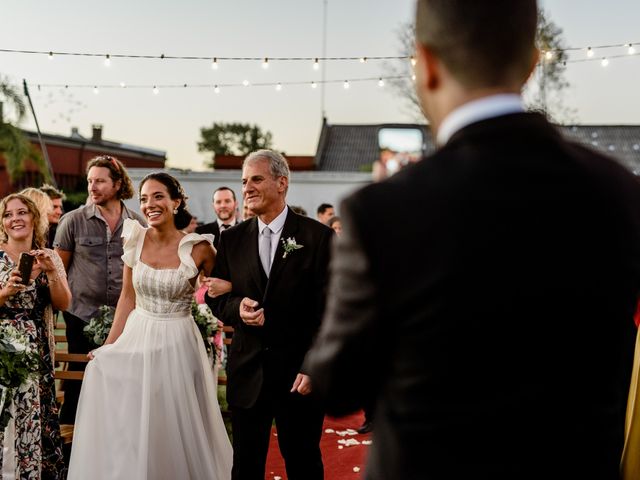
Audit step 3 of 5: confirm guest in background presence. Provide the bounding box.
[327,216,342,236]
[196,186,240,249]
[242,203,256,221]
[0,193,71,479]
[40,184,65,248]
[316,203,334,225]
[183,215,199,234]
[20,187,53,245]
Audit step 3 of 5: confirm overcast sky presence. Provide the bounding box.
[1,0,639,170]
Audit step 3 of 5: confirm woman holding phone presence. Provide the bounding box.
[0,193,71,479]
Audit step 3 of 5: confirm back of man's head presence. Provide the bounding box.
[416,0,538,89]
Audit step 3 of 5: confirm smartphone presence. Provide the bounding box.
[18,252,35,285]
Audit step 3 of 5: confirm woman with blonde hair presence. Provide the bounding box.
[20,187,53,241]
[0,193,71,479]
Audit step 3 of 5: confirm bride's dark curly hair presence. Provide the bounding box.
[138,172,192,230]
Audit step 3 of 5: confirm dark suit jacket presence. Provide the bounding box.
[208,209,333,409]
[306,113,640,479]
[196,220,239,248]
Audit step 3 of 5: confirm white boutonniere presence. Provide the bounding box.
[281,237,304,258]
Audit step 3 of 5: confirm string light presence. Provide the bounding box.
[412,74,416,82]
[544,50,554,61]
[262,57,269,69]
[104,54,111,67]
[343,80,349,89]
[211,57,218,70]
[378,78,385,87]
[359,57,367,63]
[587,47,594,58]
[242,80,250,87]
[119,81,126,88]
[629,44,636,55]
[313,58,320,70]
[601,57,609,67]
[214,85,220,94]
[48,51,53,60]
[153,86,159,94]
[311,81,317,89]
[275,82,282,91]
[410,56,417,67]
[93,86,99,94]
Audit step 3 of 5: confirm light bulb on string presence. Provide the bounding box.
[378,78,385,87]
[153,86,159,95]
[93,86,99,94]
[586,47,594,58]
[628,44,636,55]
[311,81,317,89]
[410,56,417,67]
[242,80,250,87]
[544,50,553,61]
[343,80,350,89]
[359,57,367,63]
[313,58,320,70]
[119,81,126,88]
[211,58,218,70]
[601,57,609,67]
[275,83,282,91]
[412,74,416,82]
[262,58,269,69]
[104,54,111,67]
[48,51,54,60]
[214,85,220,94]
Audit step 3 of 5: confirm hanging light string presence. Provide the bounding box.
[541,41,638,54]
[28,75,408,92]
[0,48,409,63]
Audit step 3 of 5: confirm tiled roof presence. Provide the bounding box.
[559,125,640,173]
[315,121,640,173]
[314,122,435,172]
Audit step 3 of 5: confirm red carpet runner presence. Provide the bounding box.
[265,411,371,480]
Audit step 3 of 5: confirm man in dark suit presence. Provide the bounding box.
[306,1,640,479]
[206,149,333,480]
[196,186,239,248]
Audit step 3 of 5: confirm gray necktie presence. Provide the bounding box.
[259,226,273,276]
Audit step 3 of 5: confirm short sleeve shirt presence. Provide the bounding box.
[53,202,146,322]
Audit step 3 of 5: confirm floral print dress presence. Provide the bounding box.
[0,251,66,479]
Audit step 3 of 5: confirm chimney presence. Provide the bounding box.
[91,124,103,143]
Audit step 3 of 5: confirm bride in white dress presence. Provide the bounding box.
[68,172,232,480]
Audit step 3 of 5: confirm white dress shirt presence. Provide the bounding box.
[436,94,524,146]
[257,205,288,266]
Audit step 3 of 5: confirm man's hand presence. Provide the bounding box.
[290,373,312,395]
[239,297,265,327]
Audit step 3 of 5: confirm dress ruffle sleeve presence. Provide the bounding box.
[178,233,214,279]
[121,218,146,268]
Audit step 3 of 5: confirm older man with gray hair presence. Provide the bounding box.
[205,149,334,480]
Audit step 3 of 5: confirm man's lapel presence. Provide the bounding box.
[263,209,299,301]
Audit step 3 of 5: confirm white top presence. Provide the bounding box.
[436,94,524,146]
[257,205,288,266]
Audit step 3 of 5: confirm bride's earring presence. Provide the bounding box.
[173,208,178,215]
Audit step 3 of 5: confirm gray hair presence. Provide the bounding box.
[244,149,290,179]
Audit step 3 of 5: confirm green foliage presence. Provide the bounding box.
[63,190,89,211]
[198,122,273,168]
[83,305,114,348]
[0,78,52,184]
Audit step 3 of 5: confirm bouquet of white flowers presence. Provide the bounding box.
[191,300,220,364]
[83,305,115,348]
[0,323,42,430]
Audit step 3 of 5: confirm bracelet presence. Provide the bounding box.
[47,273,59,284]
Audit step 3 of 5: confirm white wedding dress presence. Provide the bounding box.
[68,219,232,480]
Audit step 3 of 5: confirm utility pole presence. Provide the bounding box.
[23,79,56,187]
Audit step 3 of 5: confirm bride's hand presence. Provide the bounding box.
[202,277,232,298]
